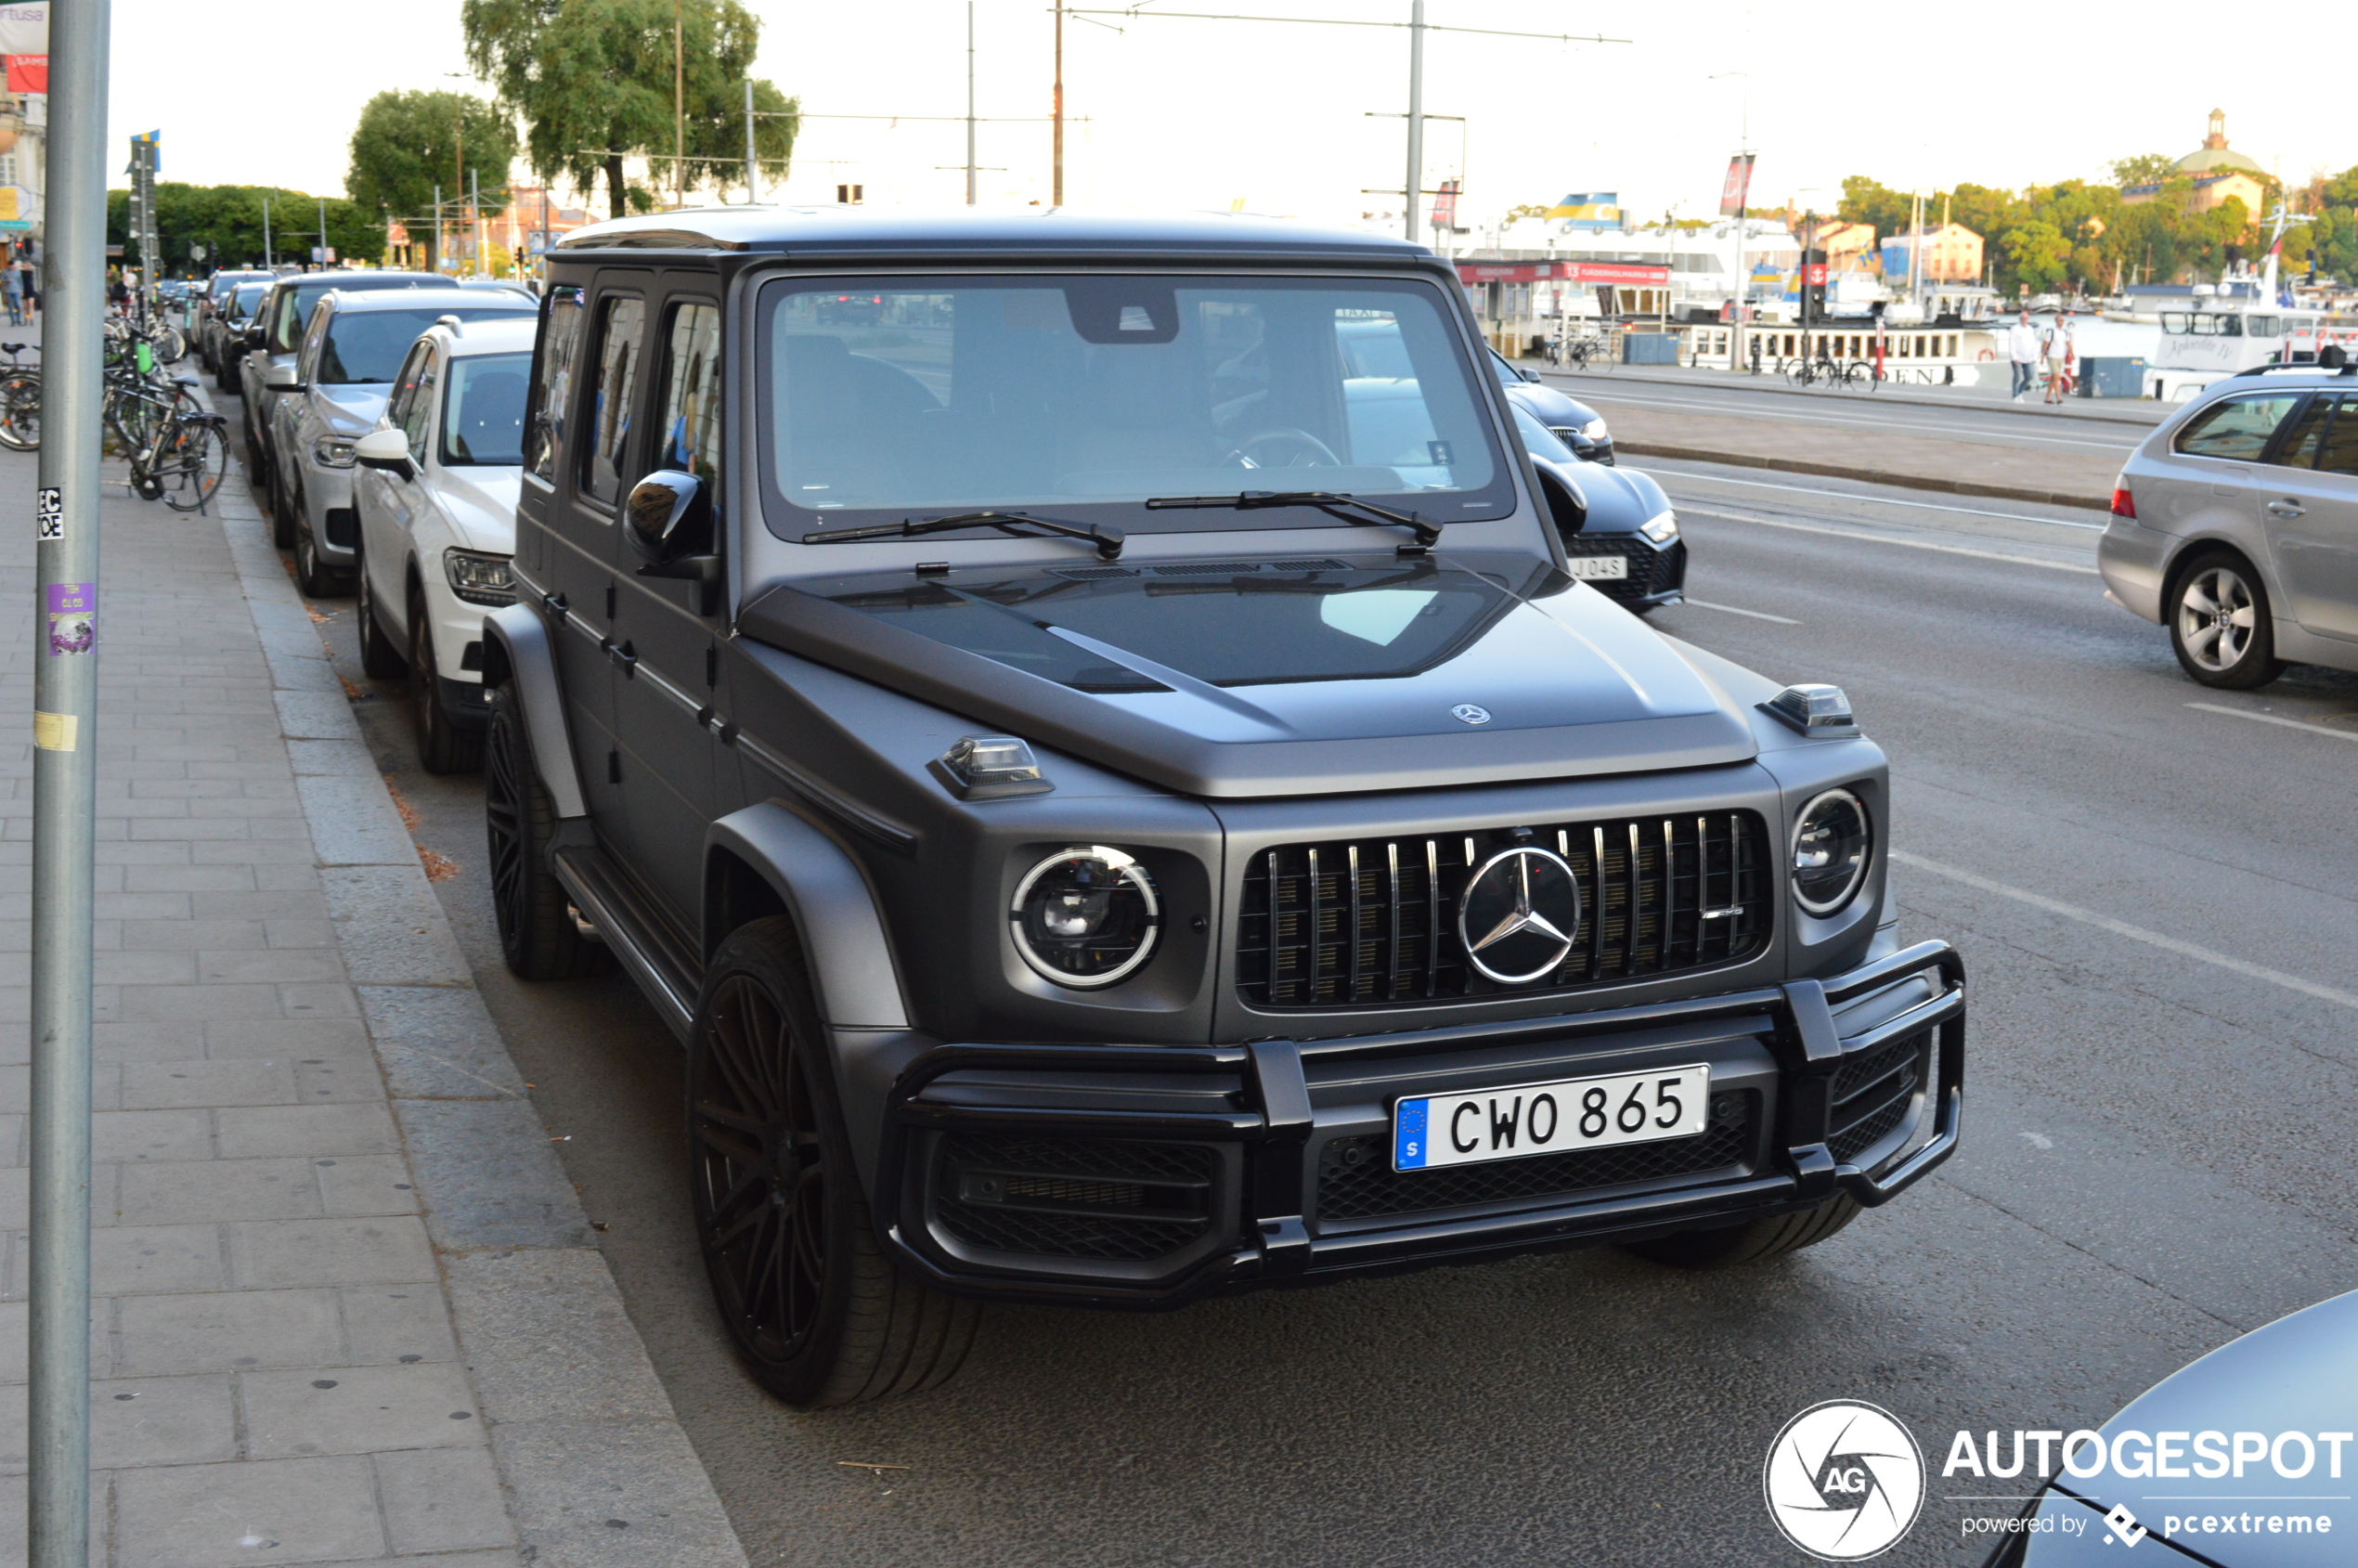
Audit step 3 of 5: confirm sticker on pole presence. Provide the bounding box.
[32,712,77,752]
[45,583,94,655]
[34,486,60,542]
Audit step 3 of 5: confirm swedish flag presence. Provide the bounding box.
[1545,192,1619,229]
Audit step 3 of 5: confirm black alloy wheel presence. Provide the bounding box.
[356,561,407,681]
[483,684,603,979]
[408,590,482,773]
[689,918,979,1408]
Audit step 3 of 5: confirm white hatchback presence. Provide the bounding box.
[353,314,537,771]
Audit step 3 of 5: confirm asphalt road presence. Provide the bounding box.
[240,391,2358,1567]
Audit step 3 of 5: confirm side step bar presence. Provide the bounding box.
[552,846,703,1043]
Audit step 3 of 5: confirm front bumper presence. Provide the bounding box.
[875,940,1964,1308]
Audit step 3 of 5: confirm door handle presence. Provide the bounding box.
[2267,499,2306,518]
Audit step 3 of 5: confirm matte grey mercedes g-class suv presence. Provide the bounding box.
[477,208,1967,1408]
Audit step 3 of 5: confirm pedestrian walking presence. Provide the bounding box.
[2043,313,2075,404]
[19,249,36,321]
[3,264,22,328]
[2008,309,2040,401]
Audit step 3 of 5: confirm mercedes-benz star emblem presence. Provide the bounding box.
[1456,846,1582,984]
[1452,704,1491,725]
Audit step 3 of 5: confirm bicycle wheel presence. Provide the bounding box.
[1784,357,1808,386]
[0,371,39,451]
[158,418,227,512]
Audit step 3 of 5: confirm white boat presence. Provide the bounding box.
[2145,207,2358,400]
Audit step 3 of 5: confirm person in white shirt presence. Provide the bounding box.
[2008,311,2041,400]
[2042,314,2075,403]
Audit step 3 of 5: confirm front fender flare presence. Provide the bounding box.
[704,802,909,1030]
[479,603,587,820]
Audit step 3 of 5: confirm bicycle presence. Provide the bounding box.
[0,341,39,451]
[107,373,227,511]
[1784,353,1846,389]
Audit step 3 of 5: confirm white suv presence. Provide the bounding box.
[352,314,536,771]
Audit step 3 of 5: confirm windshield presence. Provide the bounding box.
[758,273,1512,540]
[229,283,268,320]
[440,351,531,466]
[318,307,533,385]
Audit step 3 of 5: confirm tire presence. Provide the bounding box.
[1622,1193,1861,1269]
[2169,551,2284,690]
[484,684,604,980]
[159,420,227,512]
[356,560,407,681]
[409,590,482,773]
[292,511,342,597]
[689,916,980,1408]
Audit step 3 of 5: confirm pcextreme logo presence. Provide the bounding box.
[1765,1400,1927,1561]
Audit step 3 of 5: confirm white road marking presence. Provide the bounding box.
[2186,701,2358,743]
[1591,388,2142,452]
[1655,468,2110,529]
[1890,849,2358,1012]
[1679,598,1801,624]
[1677,505,2100,575]
[2018,1131,2054,1149]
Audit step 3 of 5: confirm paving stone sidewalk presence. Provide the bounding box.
[0,418,747,1565]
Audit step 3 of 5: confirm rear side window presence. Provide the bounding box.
[525,285,585,483]
[653,301,722,490]
[2172,394,2300,462]
[581,294,646,505]
[2319,395,2358,476]
[2275,396,2334,468]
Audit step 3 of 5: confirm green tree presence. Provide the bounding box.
[110,184,382,274]
[2108,153,2178,188]
[1836,175,1911,238]
[460,0,797,223]
[2000,221,2071,293]
[347,90,520,273]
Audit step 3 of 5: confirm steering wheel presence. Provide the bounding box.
[1229,426,1341,469]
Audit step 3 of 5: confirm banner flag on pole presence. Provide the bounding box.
[1719,155,1756,217]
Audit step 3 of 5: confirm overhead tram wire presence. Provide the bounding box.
[1060,6,1629,242]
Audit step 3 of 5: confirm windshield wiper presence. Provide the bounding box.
[1142,490,1442,548]
[800,511,1125,561]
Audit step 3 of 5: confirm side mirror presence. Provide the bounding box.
[1517,365,1542,382]
[624,469,714,566]
[264,361,304,393]
[355,427,413,478]
[625,470,722,614]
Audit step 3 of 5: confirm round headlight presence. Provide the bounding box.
[1791,789,1872,916]
[1010,847,1160,988]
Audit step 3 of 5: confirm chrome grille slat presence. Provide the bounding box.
[1239,811,1772,1010]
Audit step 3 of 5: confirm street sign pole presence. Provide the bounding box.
[1403,0,1423,244]
[31,2,108,1564]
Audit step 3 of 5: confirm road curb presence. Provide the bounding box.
[1611,440,2116,512]
[210,469,752,1568]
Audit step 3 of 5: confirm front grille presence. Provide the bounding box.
[1827,1030,1931,1165]
[1317,1090,1754,1222]
[932,1134,1213,1263]
[1561,533,1684,608]
[1237,812,1771,1009]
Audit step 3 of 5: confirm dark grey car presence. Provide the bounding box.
[477,208,1966,1408]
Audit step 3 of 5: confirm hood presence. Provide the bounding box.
[1548,460,1668,536]
[740,552,1757,797]
[434,464,522,553]
[313,385,388,434]
[2061,1288,2358,1568]
[1504,380,1600,429]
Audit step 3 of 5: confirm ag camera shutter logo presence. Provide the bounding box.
[1764,1400,1925,1561]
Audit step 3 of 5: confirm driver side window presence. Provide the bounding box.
[401,352,439,465]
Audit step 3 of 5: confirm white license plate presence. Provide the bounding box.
[1566,556,1629,580]
[1393,1064,1710,1172]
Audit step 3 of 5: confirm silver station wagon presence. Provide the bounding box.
[2100,364,2358,687]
